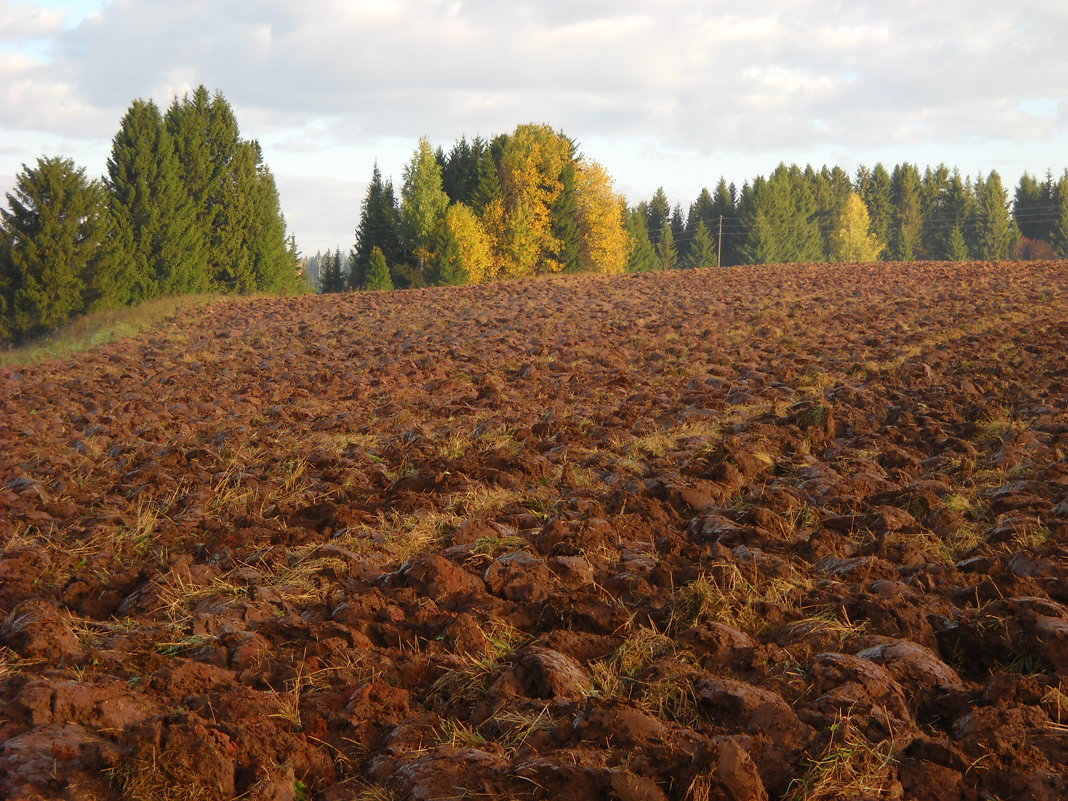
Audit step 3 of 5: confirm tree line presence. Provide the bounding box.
[317,139,1068,292]
[0,86,304,344]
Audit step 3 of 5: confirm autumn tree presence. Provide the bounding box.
[435,202,494,285]
[496,124,572,277]
[830,193,884,262]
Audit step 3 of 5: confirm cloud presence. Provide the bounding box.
[0,0,63,40]
[2,0,1067,251]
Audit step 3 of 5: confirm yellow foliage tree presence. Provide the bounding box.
[497,124,572,277]
[830,192,885,262]
[435,202,495,285]
[575,159,629,275]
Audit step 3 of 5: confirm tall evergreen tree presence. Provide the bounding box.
[551,159,582,273]
[365,246,394,291]
[1013,172,1055,243]
[657,219,678,270]
[743,164,822,264]
[684,219,717,269]
[107,98,205,300]
[441,136,484,205]
[247,147,298,293]
[967,171,1013,260]
[624,208,657,273]
[887,163,923,260]
[646,187,670,245]
[351,163,402,289]
[1051,172,1068,258]
[0,157,117,339]
[319,248,345,293]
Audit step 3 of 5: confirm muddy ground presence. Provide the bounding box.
[1,260,1066,801]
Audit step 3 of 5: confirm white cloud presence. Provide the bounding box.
[1,0,1066,253]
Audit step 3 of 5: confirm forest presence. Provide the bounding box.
[314,129,1068,291]
[4,92,1068,341]
[0,86,304,344]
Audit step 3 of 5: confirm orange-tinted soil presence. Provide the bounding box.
[1,261,1066,801]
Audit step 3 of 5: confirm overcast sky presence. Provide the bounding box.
[3,0,1067,255]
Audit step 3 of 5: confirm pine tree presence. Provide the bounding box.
[551,159,582,273]
[471,145,503,214]
[968,171,1013,260]
[400,137,450,276]
[107,98,205,300]
[743,164,822,264]
[319,249,345,293]
[946,225,969,261]
[365,246,394,291]
[645,187,670,246]
[657,219,677,270]
[624,208,657,272]
[1051,172,1068,257]
[684,219,717,269]
[830,193,884,262]
[887,163,923,260]
[0,157,116,339]
[351,163,402,289]
[1013,172,1054,243]
[441,136,484,205]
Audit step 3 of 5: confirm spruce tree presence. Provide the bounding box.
[684,220,717,269]
[246,145,296,292]
[107,98,206,300]
[351,163,403,289]
[1013,172,1054,243]
[657,219,677,270]
[624,208,657,272]
[646,187,670,245]
[968,171,1013,260]
[551,160,582,273]
[743,164,821,264]
[887,163,923,260]
[1051,172,1068,257]
[471,146,503,214]
[0,157,116,339]
[711,179,738,265]
[320,249,345,293]
[365,246,394,291]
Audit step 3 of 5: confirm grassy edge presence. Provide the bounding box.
[0,294,226,367]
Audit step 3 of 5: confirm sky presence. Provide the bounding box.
[2,0,1067,256]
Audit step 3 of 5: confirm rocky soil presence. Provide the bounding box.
[1,260,1066,801]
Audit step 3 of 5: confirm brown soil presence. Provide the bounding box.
[1,260,1066,801]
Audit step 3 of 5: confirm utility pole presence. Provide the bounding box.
[717,215,723,268]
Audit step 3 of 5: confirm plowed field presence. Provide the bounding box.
[1,260,1066,801]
